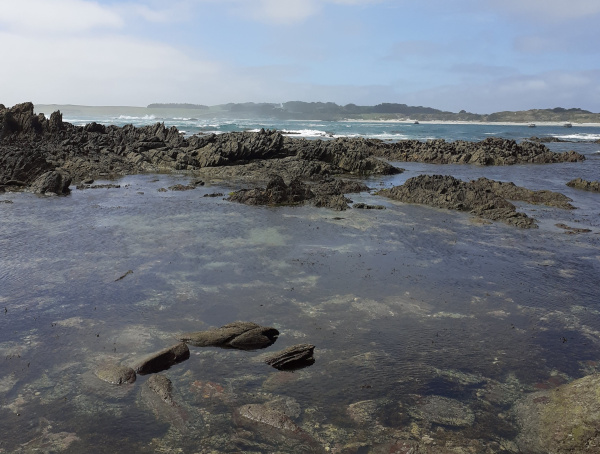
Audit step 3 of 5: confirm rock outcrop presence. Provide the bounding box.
[2,103,584,200]
[180,321,279,350]
[378,175,542,228]
[371,137,584,165]
[228,176,315,206]
[567,178,600,192]
[228,176,368,210]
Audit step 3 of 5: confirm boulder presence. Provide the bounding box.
[180,321,279,350]
[132,342,190,375]
[30,170,72,195]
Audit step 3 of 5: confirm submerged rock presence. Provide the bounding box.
[140,374,189,432]
[567,177,600,193]
[265,344,315,371]
[555,223,592,234]
[409,395,475,428]
[132,342,190,375]
[513,373,600,453]
[234,403,323,451]
[95,363,136,385]
[147,374,174,405]
[180,321,279,350]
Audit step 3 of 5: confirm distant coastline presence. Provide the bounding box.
[34,102,600,125]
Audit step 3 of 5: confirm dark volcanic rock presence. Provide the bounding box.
[470,177,574,209]
[228,176,369,210]
[370,137,585,165]
[30,170,72,195]
[377,175,538,228]
[265,344,315,371]
[353,203,386,210]
[180,321,279,350]
[228,176,314,206]
[133,342,190,375]
[0,148,54,186]
[566,178,600,192]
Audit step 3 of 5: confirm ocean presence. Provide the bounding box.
[1,114,600,452]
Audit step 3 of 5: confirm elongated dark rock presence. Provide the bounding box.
[132,342,190,375]
[265,344,315,371]
[180,321,279,350]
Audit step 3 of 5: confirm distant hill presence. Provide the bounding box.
[145,101,599,122]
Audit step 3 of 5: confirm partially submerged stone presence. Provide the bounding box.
[180,321,279,350]
[132,342,190,375]
[567,177,600,193]
[265,344,315,371]
[95,363,136,385]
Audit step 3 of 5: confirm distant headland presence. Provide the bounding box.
[35,101,600,124]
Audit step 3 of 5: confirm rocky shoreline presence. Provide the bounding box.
[1,102,584,190]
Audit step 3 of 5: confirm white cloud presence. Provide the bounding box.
[0,31,221,106]
[0,0,123,33]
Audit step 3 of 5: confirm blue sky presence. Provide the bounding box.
[1,0,599,113]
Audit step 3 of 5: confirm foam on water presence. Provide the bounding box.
[553,133,600,141]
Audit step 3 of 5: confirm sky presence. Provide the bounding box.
[1,0,599,113]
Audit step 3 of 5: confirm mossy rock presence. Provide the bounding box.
[513,373,600,453]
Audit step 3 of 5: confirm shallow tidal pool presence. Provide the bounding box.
[1,171,599,453]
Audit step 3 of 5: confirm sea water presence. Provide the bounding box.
[1,118,600,452]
